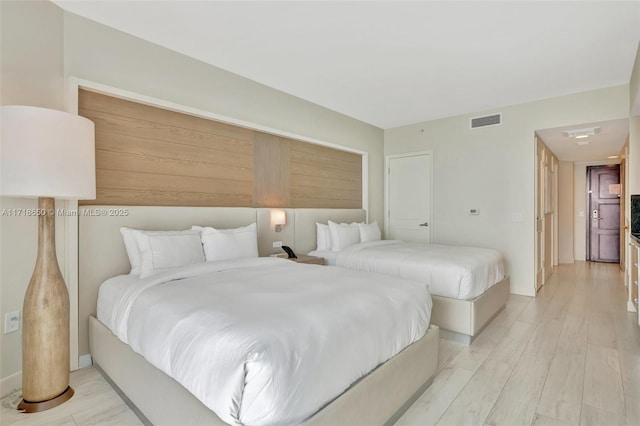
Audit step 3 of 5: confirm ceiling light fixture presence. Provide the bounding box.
[608,155,619,159]
[575,140,590,146]
[563,127,601,139]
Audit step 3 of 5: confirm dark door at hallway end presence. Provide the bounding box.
[587,165,620,263]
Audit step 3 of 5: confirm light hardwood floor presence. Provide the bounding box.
[398,261,640,426]
[1,262,638,426]
[0,366,142,426]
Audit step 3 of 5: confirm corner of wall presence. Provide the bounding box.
[630,42,640,115]
[0,0,65,384]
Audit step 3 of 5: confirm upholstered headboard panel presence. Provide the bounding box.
[256,208,295,257]
[293,209,367,255]
[78,206,368,356]
[78,206,257,356]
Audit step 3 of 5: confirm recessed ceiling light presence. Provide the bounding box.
[563,127,601,139]
[608,155,619,159]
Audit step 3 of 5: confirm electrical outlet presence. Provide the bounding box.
[4,311,20,334]
[272,241,283,248]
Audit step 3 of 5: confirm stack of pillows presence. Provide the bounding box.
[120,223,258,279]
[317,220,381,252]
[121,220,382,279]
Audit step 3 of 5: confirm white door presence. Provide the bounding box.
[387,153,432,243]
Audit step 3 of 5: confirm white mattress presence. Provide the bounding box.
[318,240,505,300]
[97,257,432,426]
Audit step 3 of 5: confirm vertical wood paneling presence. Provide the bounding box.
[253,133,291,207]
[79,89,362,208]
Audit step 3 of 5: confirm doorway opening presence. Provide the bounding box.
[586,164,621,263]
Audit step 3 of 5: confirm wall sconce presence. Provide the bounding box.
[271,209,286,232]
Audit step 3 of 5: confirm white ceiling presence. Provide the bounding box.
[536,119,629,162]
[53,1,640,129]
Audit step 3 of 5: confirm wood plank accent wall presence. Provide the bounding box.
[253,133,291,207]
[79,90,361,208]
[290,141,362,208]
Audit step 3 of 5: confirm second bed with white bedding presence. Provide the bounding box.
[97,256,433,426]
[310,240,505,300]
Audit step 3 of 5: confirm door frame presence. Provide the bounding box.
[384,150,434,241]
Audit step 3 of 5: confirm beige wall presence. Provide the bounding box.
[1,6,384,388]
[631,42,640,115]
[557,162,574,263]
[62,12,384,224]
[631,115,640,194]
[0,0,67,395]
[385,85,629,296]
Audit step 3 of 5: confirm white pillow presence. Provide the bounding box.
[316,223,332,251]
[133,230,205,279]
[328,220,361,251]
[197,223,259,262]
[120,227,142,275]
[359,221,382,243]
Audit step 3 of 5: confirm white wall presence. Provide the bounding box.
[0,0,67,396]
[385,85,629,296]
[557,162,574,263]
[62,14,384,357]
[1,7,384,389]
[631,42,640,115]
[62,12,384,224]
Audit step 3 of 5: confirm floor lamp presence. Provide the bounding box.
[1,106,95,412]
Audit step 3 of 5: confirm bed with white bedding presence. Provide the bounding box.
[296,210,510,343]
[81,206,440,426]
[97,257,433,425]
[310,240,505,300]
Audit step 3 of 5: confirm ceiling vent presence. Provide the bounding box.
[470,113,501,129]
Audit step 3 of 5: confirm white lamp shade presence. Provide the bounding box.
[271,209,286,227]
[1,106,96,199]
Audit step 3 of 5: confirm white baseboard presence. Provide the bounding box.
[79,354,93,369]
[0,371,21,399]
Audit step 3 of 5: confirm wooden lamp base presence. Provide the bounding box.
[18,198,73,413]
[18,386,74,413]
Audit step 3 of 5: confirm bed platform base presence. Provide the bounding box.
[89,316,439,426]
[430,275,510,344]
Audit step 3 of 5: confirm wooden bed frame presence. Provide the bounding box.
[79,206,439,425]
[293,208,510,344]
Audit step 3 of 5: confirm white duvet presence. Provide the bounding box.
[98,257,432,426]
[328,240,505,300]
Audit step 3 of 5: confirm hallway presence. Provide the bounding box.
[398,261,640,426]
